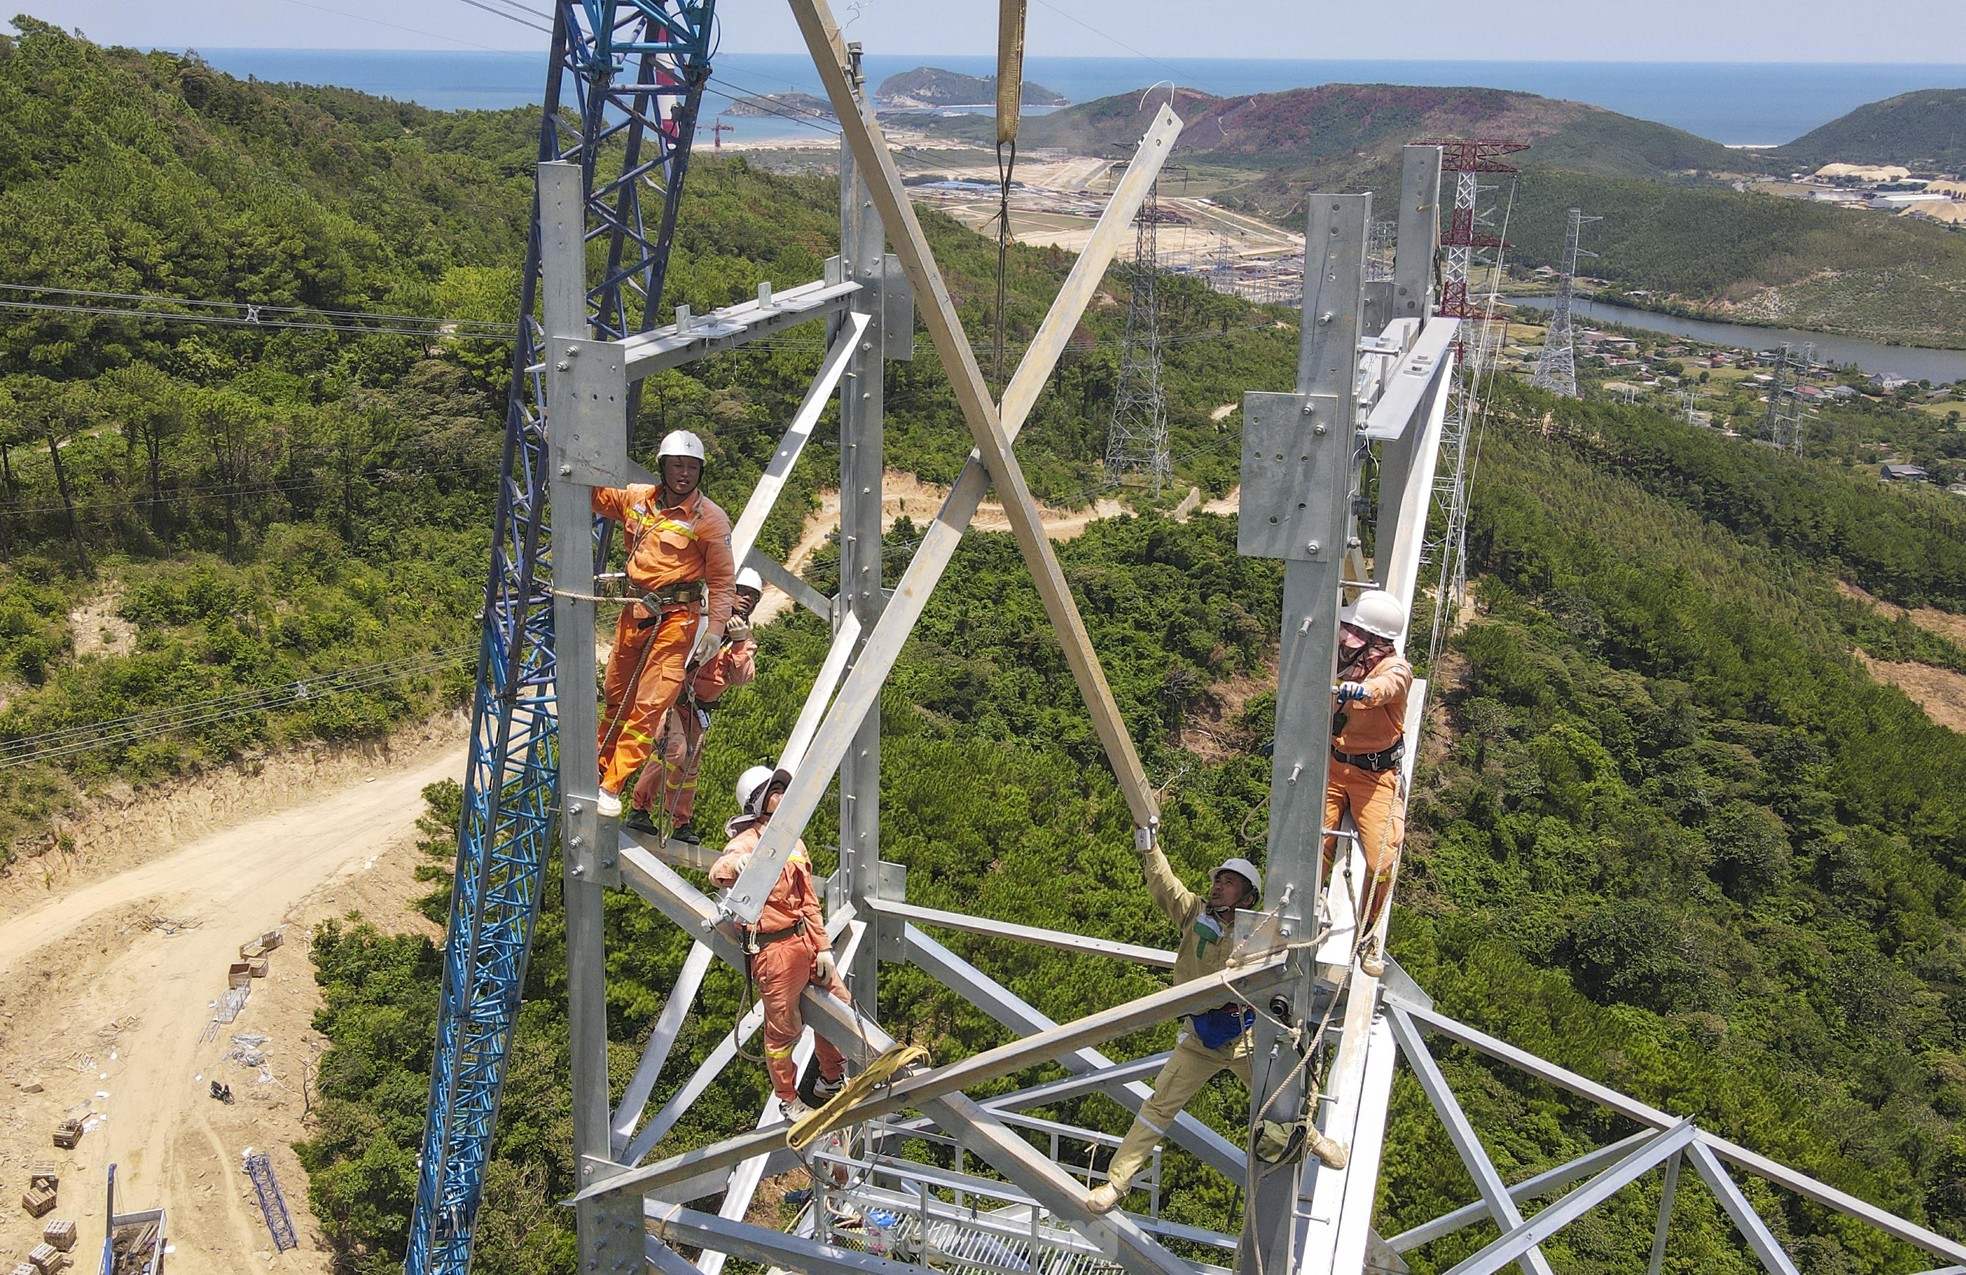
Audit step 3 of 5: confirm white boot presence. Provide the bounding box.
[1086,1182,1122,1214]
[596,787,622,818]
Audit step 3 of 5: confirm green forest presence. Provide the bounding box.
[11,19,1966,1275]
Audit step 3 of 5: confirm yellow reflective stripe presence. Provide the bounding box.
[764,1043,795,1059]
[626,507,700,540]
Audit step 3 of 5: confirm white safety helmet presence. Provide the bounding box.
[657,429,707,464]
[735,764,790,817]
[734,566,764,595]
[1339,590,1405,642]
[1214,857,1263,901]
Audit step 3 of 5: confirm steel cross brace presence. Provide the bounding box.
[1386,1007,1558,1275]
[1436,1121,1698,1275]
[1383,994,1966,1268]
[607,843,1287,1274]
[902,921,1245,1181]
[721,9,1185,927]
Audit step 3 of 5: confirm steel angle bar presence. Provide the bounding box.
[745,552,830,619]
[1913,1268,1966,1275]
[617,278,860,377]
[1306,991,1399,1275]
[1685,1140,1802,1275]
[887,1053,1174,1136]
[721,57,1184,925]
[644,1235,701,1275]
[646,1200,938,1275]
[624,999,765,1165]
[613,940,715,1153]
[1389,1131,1657,1252]
[1389,997,1966,1267]
[1392,145,1443,330]
[1438,1121,1697,1275]
[1385,996,1678,1129]
[1362,318,1459,441]
[869,897,1175,967]
[1376,368,1453,613]
[1649,1150,1682,1275]
[726,311,868,570]
[903,923,1241,1180]
[781,611,861,774]
[1386,1008,1557,1275]
[792,10,1164,829]
[1694,1133,1966,1265]
[574,950,1290,1203]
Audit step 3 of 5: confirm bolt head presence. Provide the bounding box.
[1307,541,1321,553]
[555,361,569,371]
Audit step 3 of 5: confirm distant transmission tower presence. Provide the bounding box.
[1105,178,1170,493]
[1764,341,1813,454]
[1421,138,1527,668]
[1530,207,1600,398]
[1366,217,1400,282]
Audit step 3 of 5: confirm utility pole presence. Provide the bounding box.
[1104,175,1171,494]
[1531,207,1599,398]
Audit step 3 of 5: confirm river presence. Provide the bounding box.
[1508,296,1966,384]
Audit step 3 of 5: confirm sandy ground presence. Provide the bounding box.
[1837,582,1966,733]
[1858,652,1966,733]
[0,719,465,1274]
[753,472,1126,625]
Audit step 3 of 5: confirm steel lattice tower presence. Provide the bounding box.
[1419,139,1525,668]
[1105,180,1170,494]
[1765,341,1813,454]
[1531,207,1599,398]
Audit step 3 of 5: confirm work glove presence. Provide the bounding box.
[813,949,839,984]
[1133,815,1160,855]
[724,615,753,644]
[687,621,725,667]
[1335,680,1369,705]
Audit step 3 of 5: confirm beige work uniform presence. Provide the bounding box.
[1104,845,1251,1195]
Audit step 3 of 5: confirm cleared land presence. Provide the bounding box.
[0,721,464,1273]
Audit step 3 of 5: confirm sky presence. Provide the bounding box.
[35,0,1966,62]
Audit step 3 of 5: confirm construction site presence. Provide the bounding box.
[4,4,1966,1275]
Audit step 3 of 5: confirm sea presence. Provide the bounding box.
[184,49,1966,149]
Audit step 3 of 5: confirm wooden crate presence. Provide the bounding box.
[227,961,252,989]
[247,957,269,978]
[43,1218,76,1251]
[27,1243,63,1274]
[240,929,283,958]
[14,1261,38,1275]
[21,1185,56,1217]
[50,1120,82,1150]
[29,1162,57,1190]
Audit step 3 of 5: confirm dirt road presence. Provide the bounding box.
[0,732,464,1273]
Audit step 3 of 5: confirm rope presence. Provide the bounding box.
[993,138,1017,391]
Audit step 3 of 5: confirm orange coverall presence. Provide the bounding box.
[710,819,849,1104]
[630,634,757,822]
[591,484,735,796]
[1324,649,1413,929]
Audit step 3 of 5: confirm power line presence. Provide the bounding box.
[0,646,472,770]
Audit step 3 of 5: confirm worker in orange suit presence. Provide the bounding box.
[591,429,735,818]
[1325,589,1412,978]
[709,765,850,1120]
[626,566,763,843]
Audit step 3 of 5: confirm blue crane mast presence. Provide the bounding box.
[405,4,716,1271]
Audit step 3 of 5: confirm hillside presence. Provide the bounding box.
[1500,167,1966,345]
[875,65,1066,108]
[1778,88,1966,172]
[914,82,1748,183]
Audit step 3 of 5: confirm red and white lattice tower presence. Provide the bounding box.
[1418,138,1525,666]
